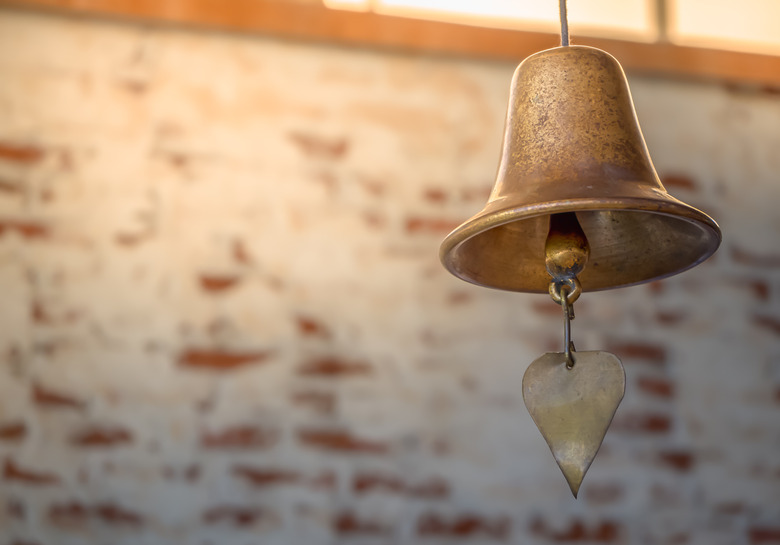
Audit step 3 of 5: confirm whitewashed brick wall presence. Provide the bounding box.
[0,8,779,545]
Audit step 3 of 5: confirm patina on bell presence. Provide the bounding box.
[440,46,721,292]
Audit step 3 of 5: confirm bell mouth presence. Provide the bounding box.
[440,198,721,293]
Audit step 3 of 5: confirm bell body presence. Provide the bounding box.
[440,46,721,292]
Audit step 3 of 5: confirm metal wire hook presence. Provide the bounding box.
[560,285,577,369]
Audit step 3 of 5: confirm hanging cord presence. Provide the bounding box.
[559,0,570,46]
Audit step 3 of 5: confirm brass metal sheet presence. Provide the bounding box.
[522,350,625,498]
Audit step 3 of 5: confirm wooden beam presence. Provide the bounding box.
[3,0,780,87]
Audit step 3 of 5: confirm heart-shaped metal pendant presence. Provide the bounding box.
[522,351,625,498]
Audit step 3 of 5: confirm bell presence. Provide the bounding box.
[440,46,721,292]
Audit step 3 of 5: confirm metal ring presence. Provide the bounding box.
[548,277,582,305]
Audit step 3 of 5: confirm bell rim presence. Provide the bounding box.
[440,197,722,293]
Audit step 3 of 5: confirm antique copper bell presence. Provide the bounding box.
[439,20,721,498]
[440,45,721,293]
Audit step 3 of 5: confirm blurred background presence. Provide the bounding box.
[0,1,779,544]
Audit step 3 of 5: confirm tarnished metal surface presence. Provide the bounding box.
[522,351,625,497]
[440,46,721,292]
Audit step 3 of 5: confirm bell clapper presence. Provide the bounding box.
[544,212,590,368]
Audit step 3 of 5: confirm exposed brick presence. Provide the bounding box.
[333,511,390,537]
[49,502,142,527]
[353,473,404,495]
[289,132,348,159]
[583,483,624,504]
[530,518,621,543]
[0,421,27,441]
[6,498,25,519]
[405,217,461,235]
[298,429,388,454]
[424,188,447,203]
[0,179,21,193]
[613,413,672,434]
[232,466,300,487]
[32,382,85,410]
[750,527,780,544]
[291,390,336,414]
[199,274,241,292]
[298,357,371,377]
[178,349,272,371]
[637,376,675,399]
[353,472,449,499]
[417,512,510,541]
[661,174,697,190]
[115,232,149,247]
[0,142,44,163]
[606,342,666,366]
[94,503,144,525]
[10,541,42,545]
[296,316,331,337]
[71,426,133,447]
[731,246,780,268]
[447,291,473,305]
[3,458,60,485]
[659,451,695,472]
[203,505,271,527]
[201,426,278,450]
[754,315,780,336]
[655,310,687,325]
[0,220,49,239]
[233,238,252,264]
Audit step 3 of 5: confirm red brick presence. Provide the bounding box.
[530,518,621,543]
[199,274,241,292]
[661,174,697,190]
[291,390,336,414]
[298,357,371,377]
[0,220,49,239]
[732,246,780,268]
[637,376,675,399]
[448,291,473,305]
[533,299,564,317]
[114,232,148,247]
[745,279,770,301]
[583,483,624,504]
[232,466,300,487]
[7,498,25,519]
[333,511,390,537]
[405,217,460,234]
[32,383,85,410]
[233,239,252,264]
[3,458,59,485]
[424,188,447,203]
[417,512,510,540]
[289,132,348,159]
[605,342,666,366]
[201,426,278,450]
[613,413,672,434]
[0,421,27,441]
[49,502,142,527]
[0,142,44,163]
[297,316,331,337]
[750,527,780,544]
[178,349,272,371]
[754,315,780,336]
[655,311,687,325]
[298,429,388,454]
[659,451,695,472]
[94,503,144,525]
[71,426,133,447]
[0,179,20,193]
[203,505,271,527]
[353,472,450,499]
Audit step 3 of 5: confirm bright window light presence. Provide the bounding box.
[324,0,657,41]
[669,0,780,56]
